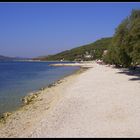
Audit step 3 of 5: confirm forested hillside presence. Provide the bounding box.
[34,9,140,68]
[34,37,112,61]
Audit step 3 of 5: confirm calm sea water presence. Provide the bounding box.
[0,61,79,114]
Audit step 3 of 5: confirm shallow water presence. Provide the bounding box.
[0,61,79,114]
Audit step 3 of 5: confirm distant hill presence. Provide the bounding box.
[33,37,112,61]
[0,55,29,61]
[0,55,14,61]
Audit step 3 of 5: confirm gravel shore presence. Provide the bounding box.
[0,62,140,138]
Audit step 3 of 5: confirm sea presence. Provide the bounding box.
[0,61,80,115]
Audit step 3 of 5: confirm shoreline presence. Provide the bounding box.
[0,63,87,120]
[0,62,140,137]
[0,62,92,137]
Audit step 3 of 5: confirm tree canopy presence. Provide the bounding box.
[103,9,140,67]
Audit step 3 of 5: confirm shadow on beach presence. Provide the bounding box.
[117,67,140,82]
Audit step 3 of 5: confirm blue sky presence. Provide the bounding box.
[0,2,140,58]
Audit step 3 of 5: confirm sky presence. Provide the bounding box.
[0,2,140,58]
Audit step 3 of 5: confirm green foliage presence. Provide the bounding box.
[104,9,140,67]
